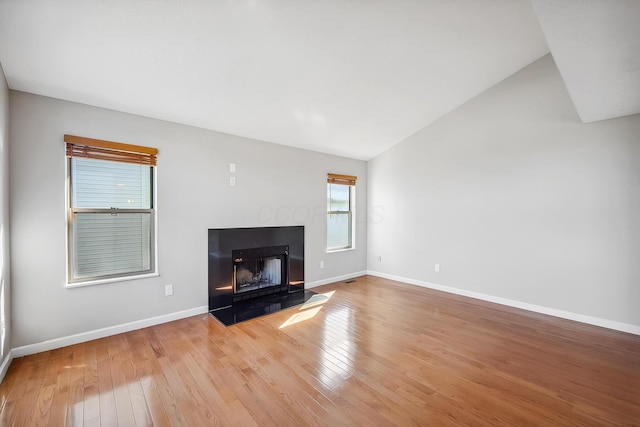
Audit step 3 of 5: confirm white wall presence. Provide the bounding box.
[0,64,11,365]
[9,91,366,348]
[368,54,640,328]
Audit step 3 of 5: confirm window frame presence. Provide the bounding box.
[326,173,357,252]
[65,135,158,286]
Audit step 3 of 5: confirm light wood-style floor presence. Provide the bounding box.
[1,275,639,426]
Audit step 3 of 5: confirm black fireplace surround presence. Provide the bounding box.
[208,226,305,313]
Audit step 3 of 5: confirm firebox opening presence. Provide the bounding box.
[235,256,283,293]
[232,245,289,296]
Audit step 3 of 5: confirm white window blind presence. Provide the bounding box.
[66,135,157,283]
[73,212,152,278]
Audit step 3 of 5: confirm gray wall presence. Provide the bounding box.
[368,54,640,327]
[10,91,366,348]
[0,64,10,362]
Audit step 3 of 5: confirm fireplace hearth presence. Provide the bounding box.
[210,290,316,326]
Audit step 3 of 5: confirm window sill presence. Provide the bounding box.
[326,247,356,254]
[66,272,159,289]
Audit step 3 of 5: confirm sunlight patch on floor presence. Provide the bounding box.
[279,306,322,328]
[279,290,336,328]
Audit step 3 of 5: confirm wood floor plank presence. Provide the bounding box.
[64,343,85,427]
[139,376,172,427]
[143,359,189,426]
[0,358,29,423]
[32,347,73,426]
[1,275,638,426]
[106,335,137,426]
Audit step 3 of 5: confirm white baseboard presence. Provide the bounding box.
[4,273,366,368]
[367,270,640,336]
[11,306,209,358]
[306,271,367,289]
[6,274,363,362]
[0,350,13,383]
[6,269,636,378]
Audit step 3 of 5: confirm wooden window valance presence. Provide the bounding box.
[327,173,357,186]
[65,134,158,166]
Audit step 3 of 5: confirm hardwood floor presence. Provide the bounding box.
[1,275,639,426]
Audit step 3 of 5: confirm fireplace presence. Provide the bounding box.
[232,245,289,300]
[208,226,304,311]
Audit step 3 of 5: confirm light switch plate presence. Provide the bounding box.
[164,284,174,296]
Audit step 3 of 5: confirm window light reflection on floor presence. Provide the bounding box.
[279,290,336,328]
[318,306,353,388]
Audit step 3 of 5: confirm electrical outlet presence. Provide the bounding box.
[434,264,440,273]
[320,260,325,268]
[229,163,236,173]
[164,284,174,296]
[229,176,236,186]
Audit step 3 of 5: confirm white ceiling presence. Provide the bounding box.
[531,0,640,123]
[0,2,609,161]
[0,0,550,160]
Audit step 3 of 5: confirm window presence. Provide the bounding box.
[327,173,356,251]
[65,135,158,284]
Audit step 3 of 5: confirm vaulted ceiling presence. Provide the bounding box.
[0,1,637,160]
[531,0,640,123]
